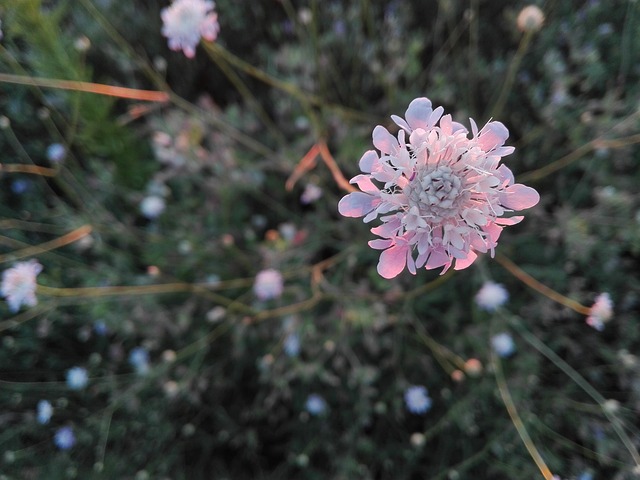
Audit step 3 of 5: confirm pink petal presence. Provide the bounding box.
[477,121,509,151]
[338,192,378,218]
[495,215,524,226]
[454,250,478,271]
[359,150,378,173]
[350,174,379,194]
[405,98,433,131]
[377,243,409,279]
[372,126,398,154]
[500,184,540,210]
[369,238,393,250]
[425,247,450,270]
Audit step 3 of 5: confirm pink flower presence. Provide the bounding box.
[253,269,284,301]
[338,97,540,279]
[1,260,43,312]
[161,0,220,59]
[586,292,613,331]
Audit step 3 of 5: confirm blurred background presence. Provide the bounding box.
[0,0,639,478]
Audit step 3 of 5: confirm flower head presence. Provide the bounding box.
[586,292,613,331]
[283,332,301,357]
[161,0,220,58]
[66,367,89,390]
[1,260,43,312]
[338,98,539,279]
[46,143,66,163]
[140,195,166,219]
[491,332,516,358]
[475,281,509,311]
[54,426,76,450]
[305,393,327,416]
[517,5,545,33]
[404,385,432,414]
[36,400,53,425]
[253,268,284,301]
[129,347,151,375]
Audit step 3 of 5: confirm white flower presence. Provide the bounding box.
[46,143,66,163]
[475,281,509,312]
[305,394,327,416]
[586,292,613,331]
[66,367,89,390]
[1,260,43,312]
[161,0,220,58]
[404,385,432,414]
[36,400,53,424]
[491,332,516,358]
[140,195,166,219]
[253,269,284,301]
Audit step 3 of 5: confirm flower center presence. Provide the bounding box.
[405,165,466,220]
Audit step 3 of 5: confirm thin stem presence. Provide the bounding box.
[490,30,534,119]
[495,253,591,315]
[0,225,92,264]
[512,319,640,467]
[0,73,169,102]
[492,349,555,480]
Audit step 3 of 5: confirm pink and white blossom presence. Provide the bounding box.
[586,292,613,331]
[338,97,540,279]
[253,268,284,301]
[161,0,220,59]
[1,260,43,312]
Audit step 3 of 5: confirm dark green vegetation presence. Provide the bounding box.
[1,0,639,478]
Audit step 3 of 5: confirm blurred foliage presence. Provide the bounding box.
[1,0,639,479]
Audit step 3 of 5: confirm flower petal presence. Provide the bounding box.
[500,184,540,210]
[338,192,378,218]
[405,98,433,131]
[377,243,409,279]
[372,126,398,154]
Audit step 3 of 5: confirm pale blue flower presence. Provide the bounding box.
[46,143,66,163]
[129,347,150,375]
[36,400,53,424]
[305,394,327,416]
[491,332,516,358]
[283,332,300,357]
[66,367,88,390]
[475,281,509,312]
[404,385,432,415]
[54,426,76,450]
[577,472,593,480]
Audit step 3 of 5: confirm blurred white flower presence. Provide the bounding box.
[475,281,509,312]
[404,385,432,414]
[66,366,89,390]
[253,269,284,301]
[129,347,151,375]
[161,0,220,58]
[300,183,323,204]
[46,143,66,163]
[36,400,53,424]
[586,292,613,331]
[1,260,43,312]
[305,394,327,416]
[283,332,300,357]
[491,332,516,358]
[517,5,545,32]
[140,195,166,219]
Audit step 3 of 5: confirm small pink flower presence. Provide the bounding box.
[161,0,220,58]
[586,292,613,331]
[253,269,284,301]
[1,260,43,312]
[338,97,540,279]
